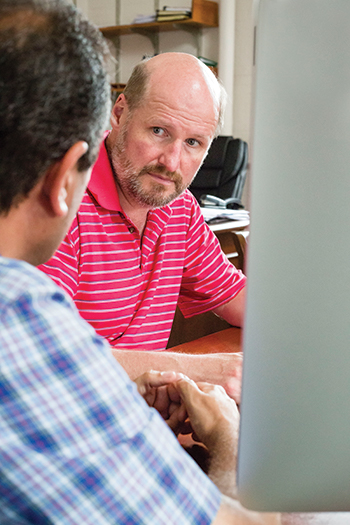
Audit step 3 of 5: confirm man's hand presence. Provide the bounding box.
[175,377,240,498]
[175,378,239,451]
[134,370,188,433]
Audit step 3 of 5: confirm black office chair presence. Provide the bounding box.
[190,135,248,206]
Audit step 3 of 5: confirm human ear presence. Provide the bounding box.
[110,93,127,130]
[58,187,68,215]
[43,141,89,217]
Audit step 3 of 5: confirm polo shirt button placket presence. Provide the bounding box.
[126,224,142,269]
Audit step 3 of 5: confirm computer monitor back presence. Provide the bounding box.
[237,0,350,512]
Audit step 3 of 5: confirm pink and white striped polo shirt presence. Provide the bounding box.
[39,138,246,351]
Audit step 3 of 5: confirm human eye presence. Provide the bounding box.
[186,138,200,147]
[152,127,166,136]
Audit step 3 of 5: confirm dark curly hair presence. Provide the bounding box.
[0,0,112,213]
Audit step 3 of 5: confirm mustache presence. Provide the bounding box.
[139,164,182,182]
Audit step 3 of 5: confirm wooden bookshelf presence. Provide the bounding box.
[100,0,218,38]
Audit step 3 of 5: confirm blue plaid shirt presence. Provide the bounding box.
[0,257,221,524]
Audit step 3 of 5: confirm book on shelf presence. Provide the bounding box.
[157,8,191,16]
[156,13,191,22]
[157,5,191,20]
[132,14,157,24]
[162,5,192,11]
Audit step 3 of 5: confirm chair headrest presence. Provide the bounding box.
[201,136,233,169]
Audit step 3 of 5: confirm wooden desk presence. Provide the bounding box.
[170,329,350,525]
[169,326,242,354]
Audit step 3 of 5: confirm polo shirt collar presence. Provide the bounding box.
[88,131,122,212]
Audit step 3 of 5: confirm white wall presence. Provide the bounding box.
[234,0,254,206]
[233,0,254,143]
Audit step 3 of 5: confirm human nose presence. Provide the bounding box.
[158,140,182,173]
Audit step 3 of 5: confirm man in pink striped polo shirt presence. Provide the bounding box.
[40,52,246,400]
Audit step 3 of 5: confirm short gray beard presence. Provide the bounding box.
[109,122,189,209]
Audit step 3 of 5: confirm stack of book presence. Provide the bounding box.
[132,14,157,24]
[156,6,192,22]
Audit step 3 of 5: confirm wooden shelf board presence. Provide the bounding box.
[100,0,218,38]
[100,18,217,38]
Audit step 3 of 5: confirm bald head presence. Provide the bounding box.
[123,52,226,136]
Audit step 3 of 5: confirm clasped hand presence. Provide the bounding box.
[134,370,240,454]
[134,370,189,435]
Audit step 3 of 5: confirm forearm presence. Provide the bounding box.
[111,348,241,386]
[206,414,239,499]
[208,443,237,499]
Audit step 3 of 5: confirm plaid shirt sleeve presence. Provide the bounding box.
[0,258,222,525]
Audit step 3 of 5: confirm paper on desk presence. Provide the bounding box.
[200,206,250,223]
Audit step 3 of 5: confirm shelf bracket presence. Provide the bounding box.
[130,28,160,55]
[103,35,121,83]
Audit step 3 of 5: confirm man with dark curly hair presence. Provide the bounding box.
[0,1,278,524]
